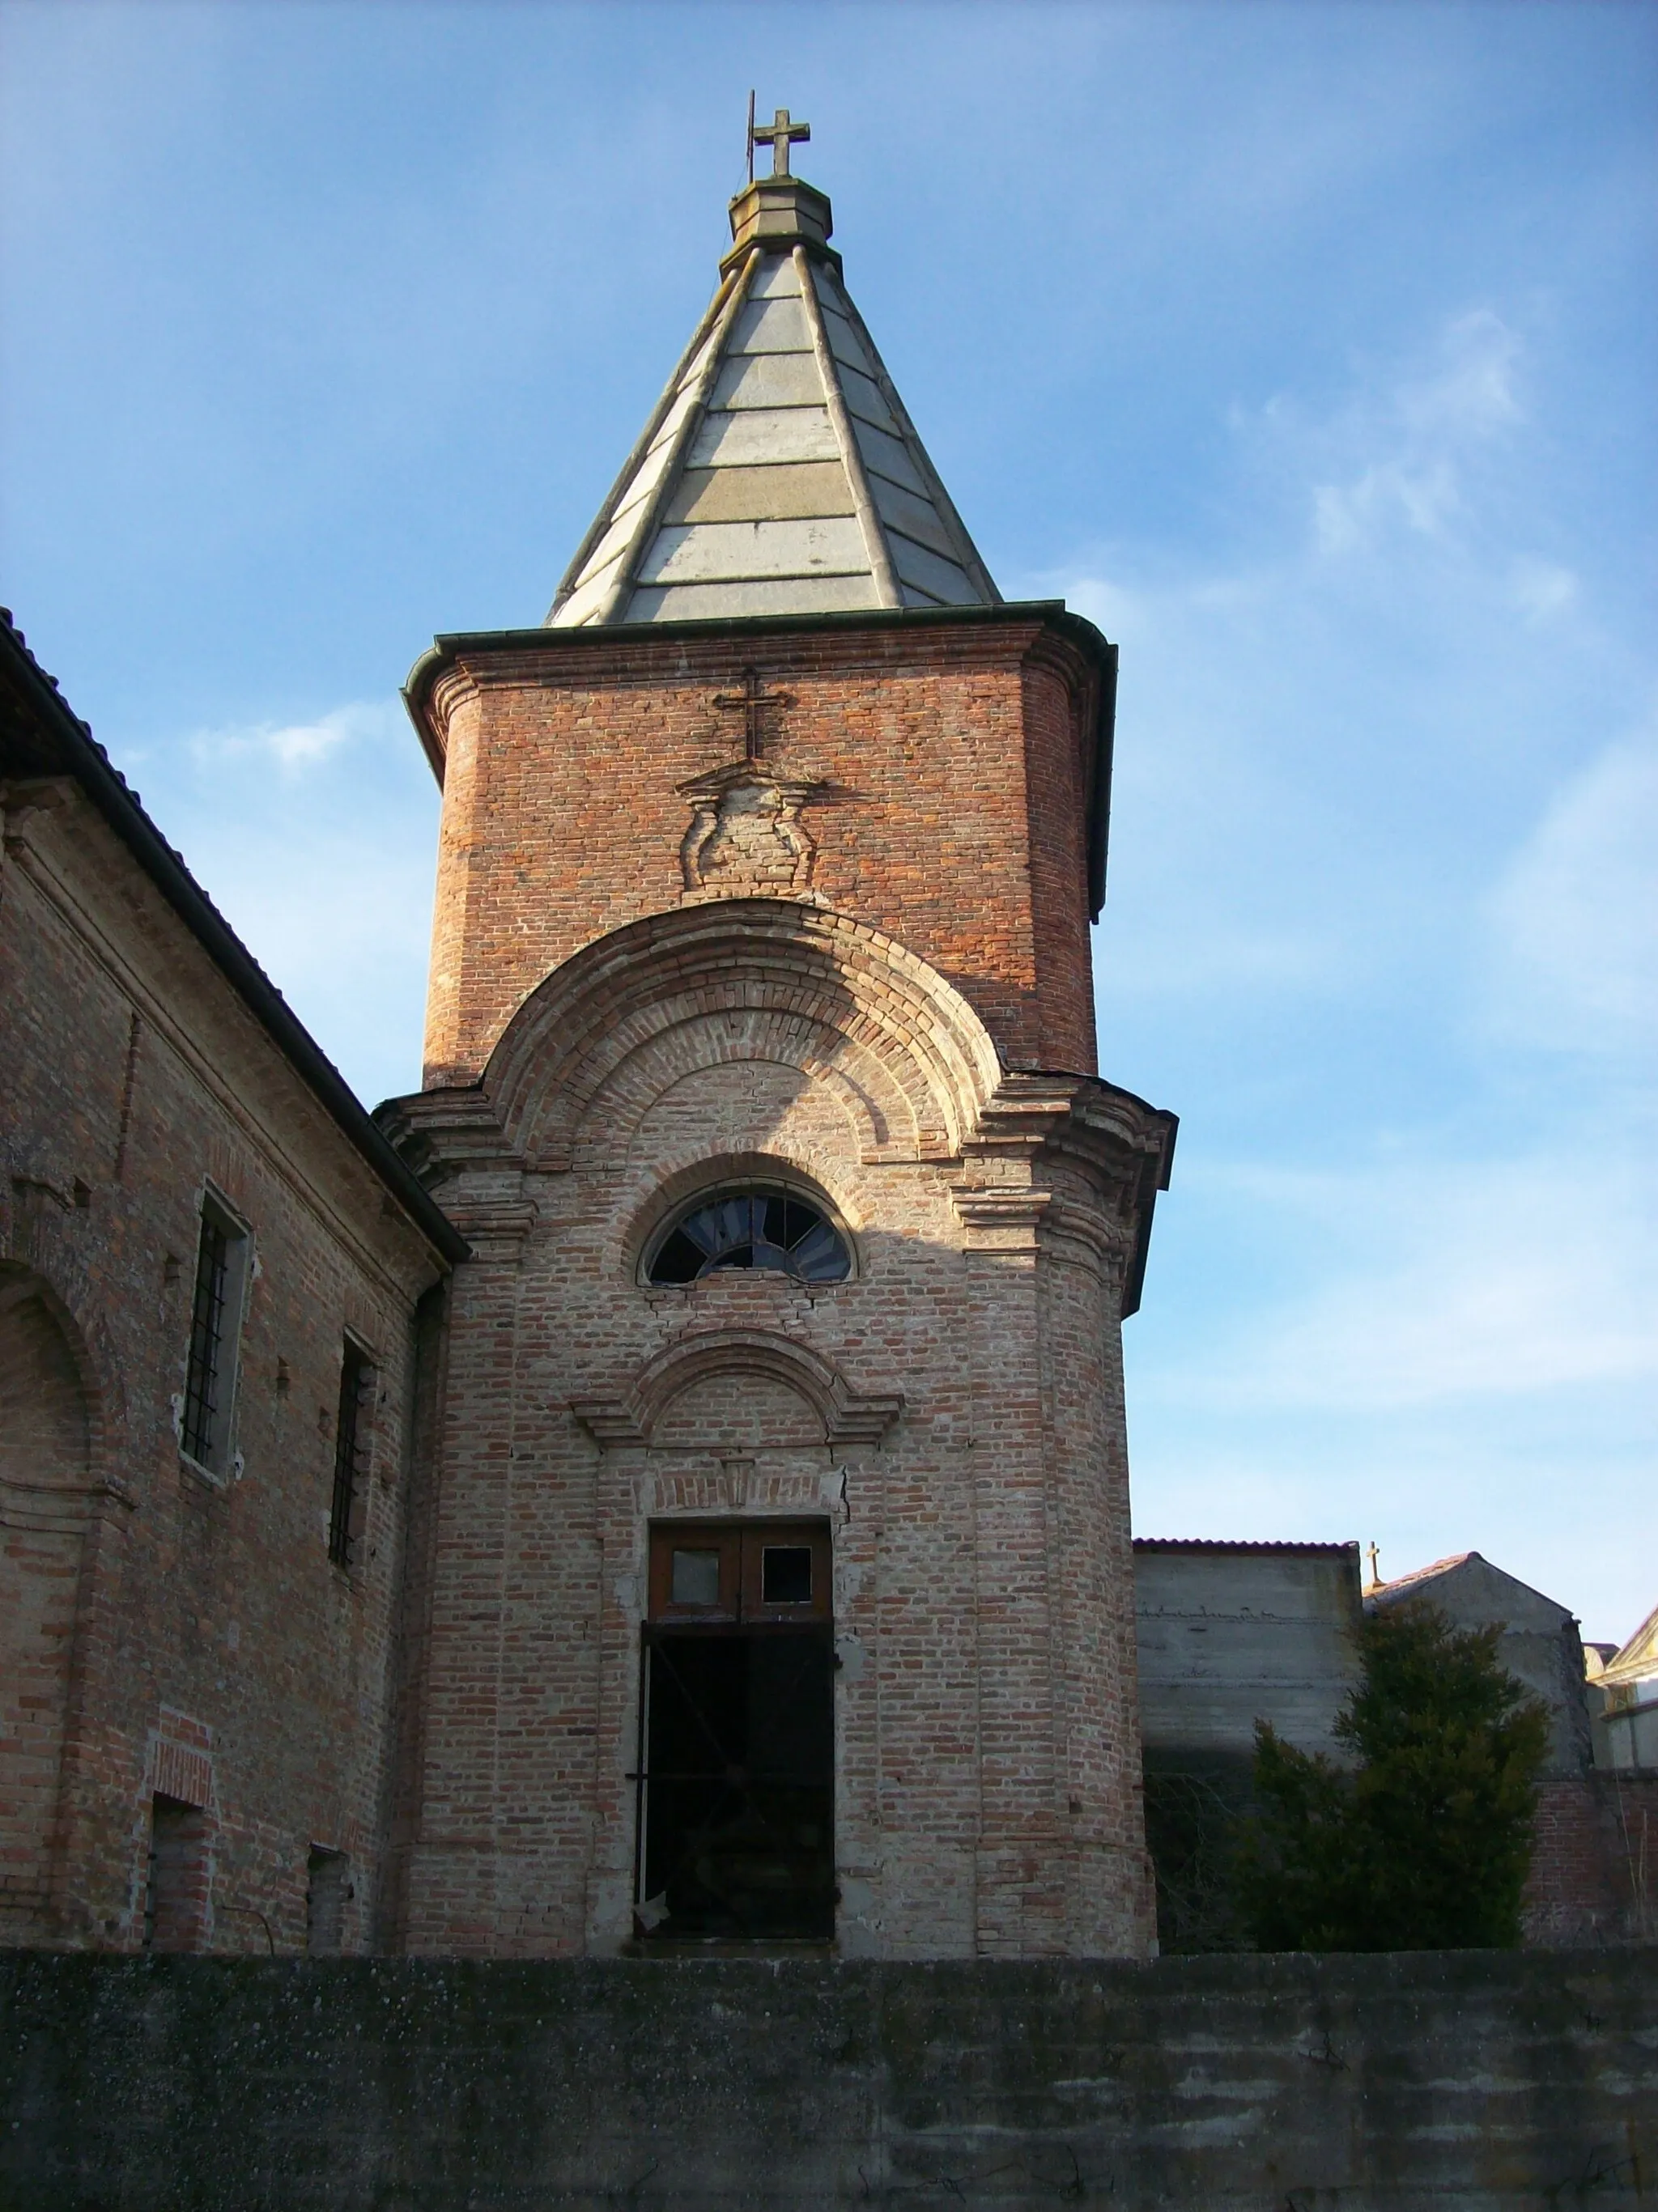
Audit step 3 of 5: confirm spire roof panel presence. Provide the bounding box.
[547,167,998,627]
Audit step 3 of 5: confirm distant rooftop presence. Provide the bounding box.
[548,110,999,628]
[1133,1539,1359,1557]
[1369,1551,1480,1598]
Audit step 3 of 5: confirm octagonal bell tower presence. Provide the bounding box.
[382,117,1176,1960]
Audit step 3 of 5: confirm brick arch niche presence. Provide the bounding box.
[483,898,1004,1170]
[0,1263,99,1944]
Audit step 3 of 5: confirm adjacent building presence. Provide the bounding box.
[0,610,464,1952]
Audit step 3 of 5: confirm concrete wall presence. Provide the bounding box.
[1600,1696,1658,1773]
[1133,1543,1363,1757]
[2,1951,1653,2210]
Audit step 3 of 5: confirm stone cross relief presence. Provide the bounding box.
[713,666,794,761]
[678,668,824,898]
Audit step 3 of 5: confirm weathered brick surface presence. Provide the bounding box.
[4,587,1166,1967]
[1526,1771,1658,1946]
[408,614,1107,1088]
[0,776,449,1952]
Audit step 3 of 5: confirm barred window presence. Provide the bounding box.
[181,1195,247,1474]
[644,1187,852,1287]
[328,1341,372,1569]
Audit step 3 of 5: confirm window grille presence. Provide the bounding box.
[181,1198,245,1472]
[328,1342,370,1569]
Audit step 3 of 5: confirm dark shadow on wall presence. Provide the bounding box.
[1141,1748,1256,1955]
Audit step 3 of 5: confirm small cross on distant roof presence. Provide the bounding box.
[748,101,810,180]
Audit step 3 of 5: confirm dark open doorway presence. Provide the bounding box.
[636,1522,834,1942]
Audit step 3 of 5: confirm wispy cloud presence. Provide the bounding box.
[142,695,438,1102]
[1480,728,1658,1057]
[1182,1148,1656,1412]
[1056,301,1656,1634]
[189,698,399,773]
[1258,308,1528,555]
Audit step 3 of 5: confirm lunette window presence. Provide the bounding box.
[645,1187,851,1286]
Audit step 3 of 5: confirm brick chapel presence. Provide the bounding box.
[0,121,1177,1960]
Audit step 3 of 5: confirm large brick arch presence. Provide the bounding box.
[0,1262,104,1944]
[0,1267,92,1492]
[0,1255,117,1492]
[483,900,1003,1168]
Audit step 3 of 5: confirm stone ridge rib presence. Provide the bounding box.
[546,170,1001,628]
[558,248,763,629]
[794,244,902,609]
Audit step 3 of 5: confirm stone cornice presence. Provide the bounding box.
[374,1086,521,1183]
[954,1071,1177,1316]
[402,600,1112,787]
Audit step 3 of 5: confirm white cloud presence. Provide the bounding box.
[1211,308,1533,563]
[147,694,439,1102]
[1509,557,1579,623]
[1481,729,1658,1056]
[1397,308,1523,439]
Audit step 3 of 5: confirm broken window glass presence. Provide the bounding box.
[761,1546,813,1606]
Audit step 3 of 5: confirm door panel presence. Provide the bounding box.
[639,1519,835,1940]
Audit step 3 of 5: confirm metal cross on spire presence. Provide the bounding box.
[746,95,810,183]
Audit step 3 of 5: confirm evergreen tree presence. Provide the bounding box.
[1239,1601,1551,1951]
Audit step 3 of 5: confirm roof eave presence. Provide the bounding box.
[2,618,470,1267]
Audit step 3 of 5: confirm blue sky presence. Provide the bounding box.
[2,1,1652,1642]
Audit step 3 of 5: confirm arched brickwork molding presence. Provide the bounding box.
[572,1002,905,1168]
[483,900,1003,1170]
[571,1328,903,1452]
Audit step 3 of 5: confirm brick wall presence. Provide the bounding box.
[385,868,1167,1959]
[1527,1770,1658,1946]
[409,612,1106,1088]
[0,776,449,1952]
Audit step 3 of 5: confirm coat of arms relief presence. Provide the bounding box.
[678,760,824,895]
[678,667,826,899]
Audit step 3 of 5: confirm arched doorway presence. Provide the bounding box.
[637,1520,835,1943]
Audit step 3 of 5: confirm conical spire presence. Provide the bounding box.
[548,136,1000,627]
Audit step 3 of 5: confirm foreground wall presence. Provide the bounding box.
[2,1950,1653,2210]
